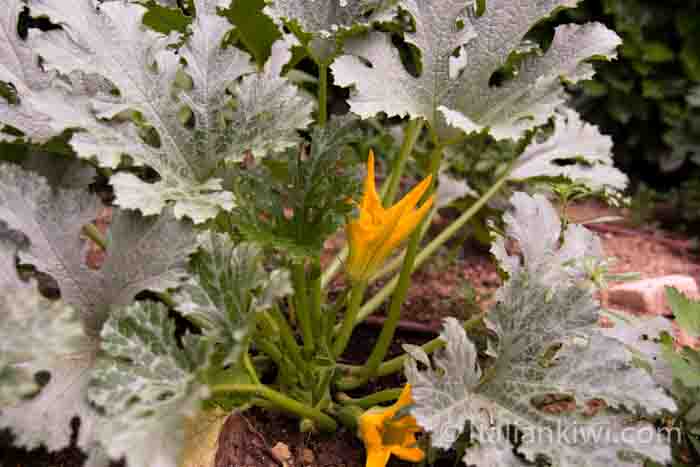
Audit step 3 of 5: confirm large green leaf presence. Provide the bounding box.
[405,193,675,467]
[0,235,87,408]
[174,232,292,366]
[332,1,621,140]
[20,0,312,223]
[0,164,197,460]
[89,301,210,467]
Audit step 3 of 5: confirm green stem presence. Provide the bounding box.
[310,259,323,342]
[318,64,328,126]
[335,310,488,390]
[373,310,487,377]
[292,262,314,358]
[320,246,347,289]
[243,352,261,385]
[352,162,516,325]
[210,383,337,432]
[348,146,443,385]
[333,280,367,359]
[383,119,423,206]
[82,224,108,249]
[269,308,307,375]
[336,388,402,409]
[255,337,283,367]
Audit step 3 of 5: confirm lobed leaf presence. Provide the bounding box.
[0,164,197,335]
[489,192,604,290]
[406,193,675,467]
[0,164,197,459]
[509,108,628,193]
[25,0,312,223]
[0,236,88,408]
[332,1,621,141]
[89,301,210,467]
[174,232,292,366]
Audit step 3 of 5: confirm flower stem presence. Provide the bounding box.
[333,280,367,359]
[318,64,328,126]
[82,223,108,249]
[349,146,443,384]
[336,388,402,409]
[209,383,337,432]
[383,119,423,206]
[242,352,261,385]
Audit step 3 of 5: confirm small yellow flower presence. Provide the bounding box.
[346,150,434,282]
[359,384,425,467]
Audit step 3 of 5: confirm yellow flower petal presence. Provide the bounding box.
[345,151,434,282]
[365,446,392,467]
[358,384,425,467]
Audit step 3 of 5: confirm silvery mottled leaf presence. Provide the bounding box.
[0,238,87,407]
[406,193,675,467]
[490,192,604,291]
[0,1,121,146]
[29,0,312,223]
[262,0,397,61]
[174,232,292,366]
[0,164,196,459]
[333,1,621,140]
[89,301,210,467]
[440,22,621,139]
[0,164,197,335]
[509,108,628,192]
[600,310,674,389]
[0,338,100,454]
[0,0,54,141]
[332,0,478,124]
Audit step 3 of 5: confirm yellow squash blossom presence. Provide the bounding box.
[346,150,434,282]
[359,384,425,467]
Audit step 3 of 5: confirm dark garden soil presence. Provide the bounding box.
[2,200,700,467]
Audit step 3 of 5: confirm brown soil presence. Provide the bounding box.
[3,200,700,467]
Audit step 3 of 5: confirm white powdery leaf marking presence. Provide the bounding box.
[441,19,621,139]
[332,0,477,122]
[89,302,210,467]
[0,165,197,335]
[445,19,621,139]
[0,0,55,141]
[29,0,312,222]
[174,232,292,366]
[0,237,87,407]
[0,340,101,454]
[333,0,621,141]
[509,108,628,192]
[264,0,368,36]
[601,312,675,389]
[263,0,395,48]
[406,193,675,467]
[490,192,604,291]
